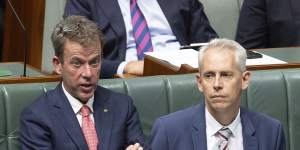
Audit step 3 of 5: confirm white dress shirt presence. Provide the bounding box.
[62,83,95,126]
[117,0,181,74]
[205,107,244,150]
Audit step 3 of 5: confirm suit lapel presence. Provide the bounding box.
[51,84,88,149]
[192,104,207,150]
[96,0,126,38]
[93,87,113,150]
[241,108,258,150]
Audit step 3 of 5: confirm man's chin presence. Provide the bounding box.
[211,102,229,111]
[78,92,94,103]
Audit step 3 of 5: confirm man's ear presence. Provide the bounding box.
[52,56,63,75]
[241,71,251,90]
[196,73,203,92]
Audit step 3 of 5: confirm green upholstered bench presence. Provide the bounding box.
[1,68,300,150]
[199,0,244,39]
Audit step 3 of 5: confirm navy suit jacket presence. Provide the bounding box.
[236,0,300,49]
[20,84,146,150]
[64,0,218,78]
[150,104,285,150]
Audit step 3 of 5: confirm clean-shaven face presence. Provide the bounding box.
[197,48,250,114]
[54,39,101,103]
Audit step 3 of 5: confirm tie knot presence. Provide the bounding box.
[80,105,90,117]
[216,127,232,141]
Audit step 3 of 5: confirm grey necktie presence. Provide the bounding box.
[215,127,232,150]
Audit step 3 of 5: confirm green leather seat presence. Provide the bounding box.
[199,0,242,39]
[0,68,299,150]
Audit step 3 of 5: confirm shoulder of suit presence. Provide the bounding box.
[95,85,133,103]
[241,107,282,126]
[158,105,200,124]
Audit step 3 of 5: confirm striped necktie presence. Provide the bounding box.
[215,127,232,150]
[130,0,153,60]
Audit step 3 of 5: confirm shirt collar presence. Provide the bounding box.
[62,83,95,115]
[205,106,241,137]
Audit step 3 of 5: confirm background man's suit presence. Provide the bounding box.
[64,0,218,78]
[150,103,285,150]
[20,84,145,150]
[236,0,300,49]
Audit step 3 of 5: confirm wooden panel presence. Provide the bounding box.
[0,75,61,84]
[0,62,61,84]
[2,0,45,69]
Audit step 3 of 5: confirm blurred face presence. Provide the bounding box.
[197,48,250,114]
[53,39,101,103]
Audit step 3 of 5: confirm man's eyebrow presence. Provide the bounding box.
[90,54,101,60]
[203,71,215,74]
[220,70,234,74]
[70,56,82,61]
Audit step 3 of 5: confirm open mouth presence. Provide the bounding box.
[80,84,94,93]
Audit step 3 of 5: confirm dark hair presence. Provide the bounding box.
[51,15,104,61]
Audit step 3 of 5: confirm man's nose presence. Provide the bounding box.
[213,76,223,90]
[81,64,92,78]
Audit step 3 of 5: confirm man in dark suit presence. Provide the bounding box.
[150,39,286,150]
[20,16,145,150]
[64,0,218,78]
[236,0,300,49]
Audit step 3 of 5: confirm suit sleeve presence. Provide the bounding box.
[20,108,53,150]
[275,123,286,150]
[235,0,268,49]
[100,59,121,79]
[125,97,147,148]
[189,0,218,43]
[149,118,169,150]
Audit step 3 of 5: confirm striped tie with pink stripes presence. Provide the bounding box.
[130,0,153,60]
